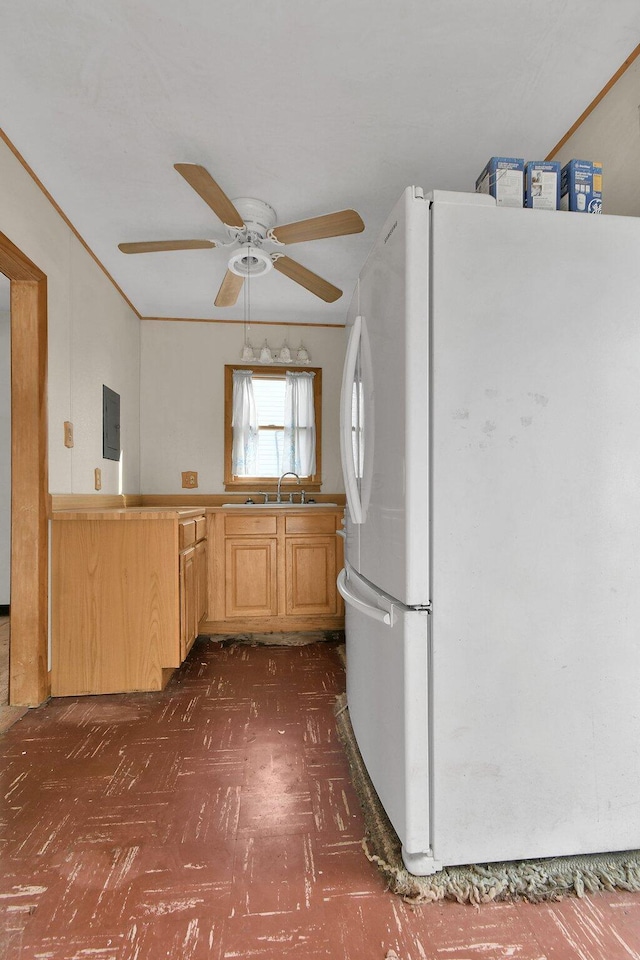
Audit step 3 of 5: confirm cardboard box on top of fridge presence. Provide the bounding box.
[524,161,561,210]
[560,159,603,213]
[475,157,524,208]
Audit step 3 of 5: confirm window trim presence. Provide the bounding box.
[224,364,323,492]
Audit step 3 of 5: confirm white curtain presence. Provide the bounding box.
[283,371,316,476]
[232,369,258,475]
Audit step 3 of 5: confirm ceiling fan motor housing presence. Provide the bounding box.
[227,197,277,240]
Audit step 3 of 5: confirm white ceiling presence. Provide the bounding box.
[0,1,639,325]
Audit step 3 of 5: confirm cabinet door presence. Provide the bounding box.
[195,539,207,625]
[180,547,197,660]
[225,537,278,619]
[285,536,338,616]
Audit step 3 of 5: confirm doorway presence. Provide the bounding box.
[0,231,48,706]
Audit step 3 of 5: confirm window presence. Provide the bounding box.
[253,376,287,476]
[224,364,322,491]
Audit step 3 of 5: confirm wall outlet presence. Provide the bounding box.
[94,467,102,490]
[63,421,74,448]
[182,471,198,488]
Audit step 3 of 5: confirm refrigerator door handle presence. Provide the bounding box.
[340,315,364,524]
[337,568,395,625]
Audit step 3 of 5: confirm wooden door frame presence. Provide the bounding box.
[1,230,49,705]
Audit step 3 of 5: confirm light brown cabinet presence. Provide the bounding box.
[196,538,207,625]
[285,536,338,616]
[180,547,197,660]
[225,537,278,619]
[204,507,344,633]
[179,516,208,660]
[52,510,207,696]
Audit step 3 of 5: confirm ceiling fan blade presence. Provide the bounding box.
[118,239,216,254]
[271,209,364,245]
[174,163,244,228]
[215,270,244,307]
[272,255,342,303]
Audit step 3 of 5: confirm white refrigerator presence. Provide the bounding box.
[337,187,640,876]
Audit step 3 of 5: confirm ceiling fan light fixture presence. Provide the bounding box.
[228,245,273,278]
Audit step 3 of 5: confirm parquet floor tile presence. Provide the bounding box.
[514,895,640,959]
[219,908,334,959]
[2,636,640,960]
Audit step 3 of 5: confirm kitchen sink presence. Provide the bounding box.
[221,502,338,508]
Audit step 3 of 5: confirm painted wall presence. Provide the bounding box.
[0,306,9,604]
[0,136,141,495]
[551,57,640,217]
[140,321,347,494]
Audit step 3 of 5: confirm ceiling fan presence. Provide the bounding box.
[118,163,365,306]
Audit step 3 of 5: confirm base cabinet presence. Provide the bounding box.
[179,518,208,660]
[285,536,338,616]
[196,539,207,625]
[180,547,197,661]
[204,508,344,633]
[52,512,207,696]
[224,538,278,619]
[51,505,339,696]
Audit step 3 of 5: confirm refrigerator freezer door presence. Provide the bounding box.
[348,187,431,606]
[341,564,435,870]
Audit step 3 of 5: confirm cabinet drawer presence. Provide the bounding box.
[285,514,337,535]
[195,517,206,542]
[179,519,196,549]
[224,514,277,536]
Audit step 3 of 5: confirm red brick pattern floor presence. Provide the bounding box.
[2,637,640,959]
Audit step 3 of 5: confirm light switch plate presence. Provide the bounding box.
[64,421,74,448]
[94,467,102,490]
[182,471,198,488]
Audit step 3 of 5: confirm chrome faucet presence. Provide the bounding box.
[277,472,301,502]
